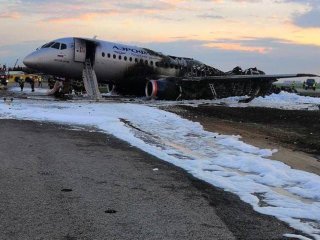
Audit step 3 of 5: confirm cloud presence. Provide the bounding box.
[149,15,183,21]
[0,1,119,23]
[43,9,121,23]
[199,0,262,2]
[0,0,180,23]
[197,14,224,19]
[281,0,313,4]
[203,42,270,54]
[283,0,320,28]
[202,37,285,54]
[114,1,176,11]
[232,0,262,2]
[294,6,320,28]
[0,12,20,19]
[0,0,319,75]
[141,37,320,74]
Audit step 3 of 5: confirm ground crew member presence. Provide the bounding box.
[25,76,35,92]
[18,77,25,91]
[38,77,42,87]
[30,77,35,92]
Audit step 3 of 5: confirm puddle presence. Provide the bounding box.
[105,209,117,214]
[61,188,73,192]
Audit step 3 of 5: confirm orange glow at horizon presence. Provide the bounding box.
[203,42,271,54]
[0,0,319,74]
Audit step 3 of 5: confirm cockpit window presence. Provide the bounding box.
[51,42,60,49]
[41,42,66,50]
[42,42,55,48]
[60,44,67,50]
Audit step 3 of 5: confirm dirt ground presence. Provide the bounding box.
[163,105,320,176]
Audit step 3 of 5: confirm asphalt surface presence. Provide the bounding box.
[0,120,303,240]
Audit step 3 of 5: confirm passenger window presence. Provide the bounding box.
[113,54,116,59]
[51,42,60,49]
[61,44,67,50]
[150,61,154,66]
[155,62,159,67]
[107,53,111,58]
[145,60,148,65]
[119,55,122,60]
[129,57,132,62]
[135,58,138,63]
[102,52,105,57]
[140,59,143,64]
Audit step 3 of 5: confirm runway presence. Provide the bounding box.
[0,120,299,239]
[0,87,320,239]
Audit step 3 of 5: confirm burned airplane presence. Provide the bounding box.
[23,37,318,100]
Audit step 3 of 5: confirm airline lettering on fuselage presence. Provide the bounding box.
[113,46,149,55]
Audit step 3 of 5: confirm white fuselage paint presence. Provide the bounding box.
[23,37,181,83]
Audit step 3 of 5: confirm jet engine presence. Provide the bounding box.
[145,78,180,100]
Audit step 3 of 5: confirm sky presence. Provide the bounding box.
[0,0,319,74]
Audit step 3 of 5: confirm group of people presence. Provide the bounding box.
[15,75,42,92]
[1,64,45,92]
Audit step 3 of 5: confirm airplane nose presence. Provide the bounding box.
[23,53,38,69]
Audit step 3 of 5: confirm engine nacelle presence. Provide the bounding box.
[145,78,180,100]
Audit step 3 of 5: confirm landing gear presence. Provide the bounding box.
[106,83,116,93]
[239,85,261,103]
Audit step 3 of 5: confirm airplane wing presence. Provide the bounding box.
[182,73,319,82]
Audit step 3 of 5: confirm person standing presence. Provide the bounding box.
[30,76,35,92]
[38,77,42,87]
[18,77,25,91]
